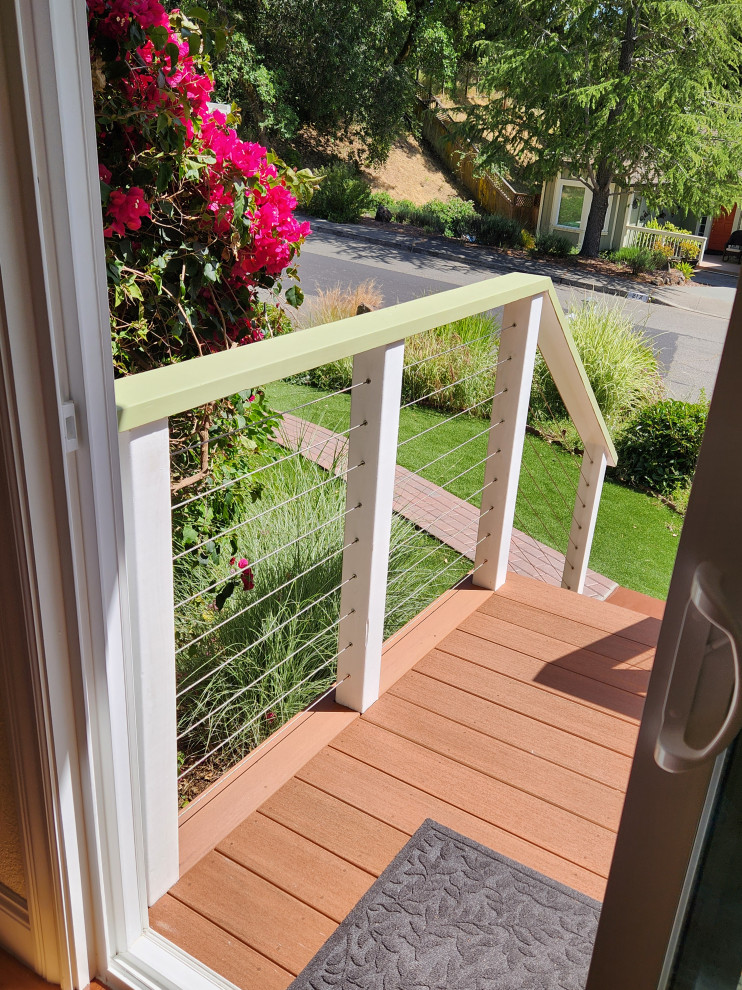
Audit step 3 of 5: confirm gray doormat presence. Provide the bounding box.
[289,819,601,990]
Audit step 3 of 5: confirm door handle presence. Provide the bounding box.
[655,562,742,773]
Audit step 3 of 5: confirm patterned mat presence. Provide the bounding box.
[289,819,601,990]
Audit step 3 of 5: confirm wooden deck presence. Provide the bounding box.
[150,574,660,989]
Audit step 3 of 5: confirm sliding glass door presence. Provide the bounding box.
[587,279,742,989]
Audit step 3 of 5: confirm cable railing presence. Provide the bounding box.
[114,272,616,899]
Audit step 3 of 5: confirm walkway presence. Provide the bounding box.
[277,414,616,600]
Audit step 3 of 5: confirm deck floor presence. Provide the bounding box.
[151,574,660,990]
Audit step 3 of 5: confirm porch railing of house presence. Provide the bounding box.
[114,272,616,904]
[622,223,707,264]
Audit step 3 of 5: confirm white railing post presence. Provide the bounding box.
[473,293,543,590]
[118,419,179,904]
[562,444,608,593]
[336,341,405,713]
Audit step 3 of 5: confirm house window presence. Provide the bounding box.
[697,216,710,238]
[556,185,586,228]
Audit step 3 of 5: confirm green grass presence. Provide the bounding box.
[267,379,681,599]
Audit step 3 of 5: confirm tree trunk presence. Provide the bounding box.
[580,185,611,257]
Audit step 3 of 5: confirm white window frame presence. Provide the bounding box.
[3,5,231,990]
[551,178,612,238]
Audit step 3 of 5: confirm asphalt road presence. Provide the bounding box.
[295,226,732,401]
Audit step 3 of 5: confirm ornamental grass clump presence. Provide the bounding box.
[530,299,664,437]
[88,0,314,374]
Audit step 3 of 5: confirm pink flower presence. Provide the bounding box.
[265,711,277,725]
[236,558,254,591]
[104,187,150,237]
[99,163,112,184]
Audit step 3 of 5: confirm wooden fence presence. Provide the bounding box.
[414,92,538,230]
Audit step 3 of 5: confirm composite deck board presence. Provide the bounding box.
[417,650,640,756]
[149,894,293,990]
[478,594,657,668]
[440,625,646,722]
[331,720,617,874]
[363,693,625,830]
[462,609,653,692]
[498,573,662,647]
[152,575,659,989]
[389,670,633,790]
[168,851,335,975]
[217,812,375,924]
[295,746,606,900]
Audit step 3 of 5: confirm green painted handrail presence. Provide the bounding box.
[114,271,616,464]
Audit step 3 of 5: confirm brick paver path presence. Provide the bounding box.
[276,414,616,601]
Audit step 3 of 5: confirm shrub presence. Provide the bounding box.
[533,232,574,257]
[677,239,701,263]
[307,163,372,223]
[471,213,524,248]
[608,246,663,275]
[615,399,708,495]
[520,229,537,251]
[391,198,417,224]
[406,198,478,237]
[672,260,695,281]
[88,0,311,375]
[530,299,664,434]
[652,244,673,268]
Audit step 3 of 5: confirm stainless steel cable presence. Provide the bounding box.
[387,528,489,593]
[393,496,491,556]
[518,458,577,549]
[385,556,487,623]
[176,539,359,649]
[401,420,499,480]
[176,598,355,733]
[173,460,365,562]
[170,379,370,459]
[174,502,361,610]
[178,651,350,780]
[399,367,502,411]
[397,394,496,448]
[402,336,511,372]
[172,420,365,511]
[512,508,564,584]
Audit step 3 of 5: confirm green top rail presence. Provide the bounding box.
[114,272,616,464]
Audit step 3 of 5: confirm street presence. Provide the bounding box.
[295,224,734,401]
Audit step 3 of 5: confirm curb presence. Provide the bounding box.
[303,216,729,318]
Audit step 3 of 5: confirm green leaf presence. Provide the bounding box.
[188,33,201,57]
[215,581,236,611]
[147,25,168,50]
[165,42,179,72]
[156,161,173,193]
[187,5,211,21]
[182,524,198,545]
[285,285,304,308]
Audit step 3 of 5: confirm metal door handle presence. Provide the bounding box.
[655,562,742,773]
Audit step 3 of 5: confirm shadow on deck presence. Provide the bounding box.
[150,573,660,989]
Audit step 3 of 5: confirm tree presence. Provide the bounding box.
[179,0,490,162]
[465,1,742,256]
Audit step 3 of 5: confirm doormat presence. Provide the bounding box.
[289,819,601,990]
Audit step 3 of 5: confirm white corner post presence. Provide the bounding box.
[473,293,544,590]
[562,444,607,593]
[336,341,405,713]
[118,419,179,904]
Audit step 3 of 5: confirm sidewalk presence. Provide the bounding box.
[303,216,734,321]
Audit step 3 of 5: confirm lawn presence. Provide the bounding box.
[267,379,680,599]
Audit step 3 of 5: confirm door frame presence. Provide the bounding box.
[587,273,742,988]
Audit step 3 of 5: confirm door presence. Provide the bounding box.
[586,277,742,988]
[708,206,737,252]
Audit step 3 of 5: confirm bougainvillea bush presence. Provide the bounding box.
[87,0,312,375]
